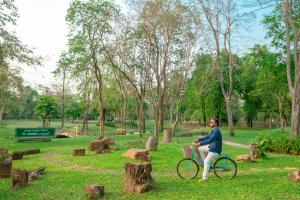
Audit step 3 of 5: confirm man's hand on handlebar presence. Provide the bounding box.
[193,140,200,147]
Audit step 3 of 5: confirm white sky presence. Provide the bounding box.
[12,0,271,90]
[14,0,71,89]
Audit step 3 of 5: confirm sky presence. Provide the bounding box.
[12,0,272,89]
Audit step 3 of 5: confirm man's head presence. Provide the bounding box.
[209,118,218,128]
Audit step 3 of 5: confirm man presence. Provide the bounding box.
[194,118,222,181]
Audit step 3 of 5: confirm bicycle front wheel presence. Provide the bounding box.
[176,158,199,179]
[213,157,237,180]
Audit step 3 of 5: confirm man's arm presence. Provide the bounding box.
[200,129,219,146]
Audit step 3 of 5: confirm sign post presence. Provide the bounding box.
[15,128,56,141]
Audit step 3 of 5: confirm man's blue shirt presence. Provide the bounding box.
[198,127,222,154]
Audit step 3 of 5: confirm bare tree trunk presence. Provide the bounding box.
[283,0,300,138]
[138,87,145,137]
[158,98,164,132]
[171,105,180,136]
[225,99,234,136]
[0,104,3,121]
[61,68,66,128]
[291,96,300,137]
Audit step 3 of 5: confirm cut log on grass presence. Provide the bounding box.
[28,167,46,182]
[84,184,105,200]
[23,148,40,155]
[88,137,114,153]
[288,170,300,182]
[123,149,151,162]
[73,149,85,156]
[182,145,192,158]
[12,169,29,189]
[124,162,155,193]
[12,151,24,160]
[0,157,12,178]
[236,155,254,162]
[250,144,260,159]
[145,137,158,151]
[0,147,8,154]
[163,129,172,143]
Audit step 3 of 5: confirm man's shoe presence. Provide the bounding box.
[199,179,208,182]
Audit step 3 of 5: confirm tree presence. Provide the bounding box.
[66,0,120,136]
[199,0,239,136]
[35,96,59,127]
[263,1,300,137]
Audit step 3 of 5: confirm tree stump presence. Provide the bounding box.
[146,137,158,151]
[124,162,155,193]
[250,144,260,159]
[288,170,300,182]
[73,149,85,156]
[88,137,114,153]
[28,167,46,182]
[84,184,105,200]
[182,145,192,158]
[22,148,40,155]
[0,147,8,154]
[0,157,12,178]
[12,169,29,189]
[123,149,151,162]
[12,151,24,160]
[163,129,172,143]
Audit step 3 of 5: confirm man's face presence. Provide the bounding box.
[209,120,216,128]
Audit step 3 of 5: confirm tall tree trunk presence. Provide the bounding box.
[225,99,234,136]
[0,104,3,121]
[61,68,66,128]
[158,97,164,132]
[291,96,300,138]
[171,104,179,136]
[138,89,145,137]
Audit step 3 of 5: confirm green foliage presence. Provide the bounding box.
[255,134,300,156]
[35,96,59,127]
[65,101,82,119]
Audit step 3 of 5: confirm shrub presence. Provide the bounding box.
[255,134,300,156]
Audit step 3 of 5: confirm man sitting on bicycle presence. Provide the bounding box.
[194,118,222,181]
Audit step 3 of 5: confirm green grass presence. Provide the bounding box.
[0,120,299,200]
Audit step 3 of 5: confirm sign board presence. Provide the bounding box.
[15,128,56,141]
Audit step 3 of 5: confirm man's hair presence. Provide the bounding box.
[211,118,219,126]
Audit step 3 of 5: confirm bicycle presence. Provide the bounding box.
[176,144,237,180]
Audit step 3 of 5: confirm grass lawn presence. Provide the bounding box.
[0,120,299,200]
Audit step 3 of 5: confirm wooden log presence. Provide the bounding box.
[163,129,172,143]
[123,149,151,162]
[29,167,46,182]
[12,169,29,189]
[236,155,253,162]
[288,170,300,182]
[88,137,114,153]
[182,145,192,158]
[145,137,158,151]
[124,162,155,193]
[12,151,24,160]
[0,147,8,154]
[73,149,85,156]
[0,157,12,178]
[84,184,105,200]
[250,144,260,159]
[22,148,40,155]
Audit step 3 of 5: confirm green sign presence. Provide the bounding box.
[15,128,56,141]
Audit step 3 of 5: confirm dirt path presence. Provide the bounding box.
[223,140,249,149]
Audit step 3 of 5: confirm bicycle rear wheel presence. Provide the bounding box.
[176,158,199,179]
[213,157,237,180]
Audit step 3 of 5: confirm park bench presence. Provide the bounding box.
[15,128,56,141]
